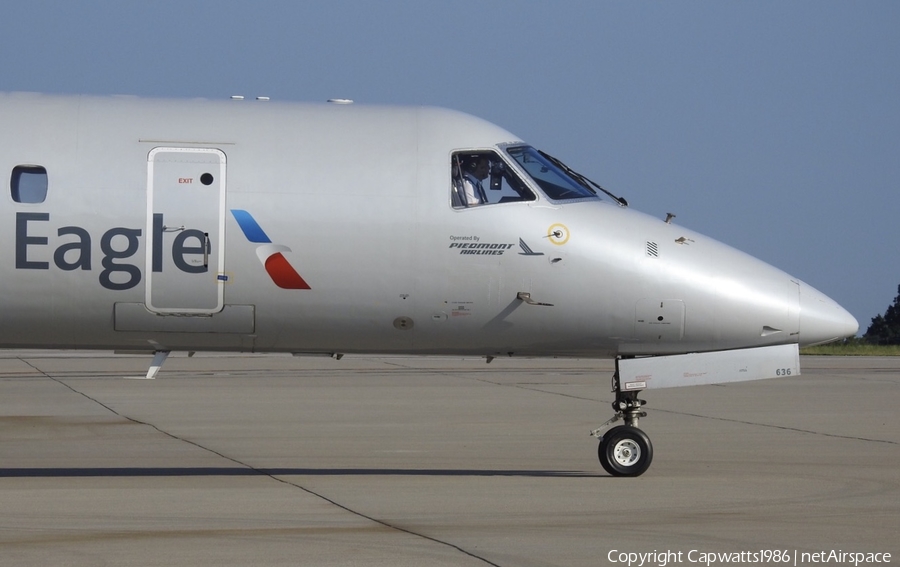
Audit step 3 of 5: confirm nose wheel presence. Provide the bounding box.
[598,425,653,476]
[591,366,653,476]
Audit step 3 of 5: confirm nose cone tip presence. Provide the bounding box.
[799,283,859,347]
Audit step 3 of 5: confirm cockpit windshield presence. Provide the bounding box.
[449,146,625,210]
[505,146,599,202]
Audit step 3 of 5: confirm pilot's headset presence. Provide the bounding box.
[460,155,480,174]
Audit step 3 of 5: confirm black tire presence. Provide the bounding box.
[598,425,653,477]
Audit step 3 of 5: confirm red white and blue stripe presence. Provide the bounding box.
[230,209,311,289]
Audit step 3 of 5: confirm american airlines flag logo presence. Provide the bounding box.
[230,209,311,289]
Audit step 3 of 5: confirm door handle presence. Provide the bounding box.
[203,232,210,268]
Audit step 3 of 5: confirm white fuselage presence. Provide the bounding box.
[0,93,857,356]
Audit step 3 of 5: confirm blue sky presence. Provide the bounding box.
[2,1,898,331]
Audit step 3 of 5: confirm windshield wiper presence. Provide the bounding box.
[538,150,628,207]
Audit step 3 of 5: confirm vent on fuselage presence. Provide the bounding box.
[646,241,659,257]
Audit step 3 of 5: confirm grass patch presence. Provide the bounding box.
[801,340,900,356]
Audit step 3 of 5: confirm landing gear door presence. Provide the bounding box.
[145,147,227,314]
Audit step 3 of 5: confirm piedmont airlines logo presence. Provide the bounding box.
[230,209,311,289]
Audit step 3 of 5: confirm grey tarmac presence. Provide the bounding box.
[0,352,897,567]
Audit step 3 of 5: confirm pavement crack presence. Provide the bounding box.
[473,374,899,447]
[36,366,503,567]
[650,407,900,446]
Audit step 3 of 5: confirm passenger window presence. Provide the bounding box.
[11,165,48,203]
[451,151,535,208]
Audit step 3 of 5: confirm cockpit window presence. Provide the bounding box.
[11,165,48,203]
[505,146,599,202]
[451,150,536,209]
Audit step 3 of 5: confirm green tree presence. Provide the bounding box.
[864,285,900,345]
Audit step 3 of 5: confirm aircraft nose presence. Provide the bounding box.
[798,282,859,347]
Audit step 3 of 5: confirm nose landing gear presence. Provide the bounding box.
[591,371,653,477]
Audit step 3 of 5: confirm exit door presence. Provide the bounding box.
[145,147,227,314]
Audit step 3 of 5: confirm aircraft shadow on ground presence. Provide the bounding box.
[0,467,603,478]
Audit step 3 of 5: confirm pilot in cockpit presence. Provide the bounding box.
[451,151,537,208]
[459,155,490,207]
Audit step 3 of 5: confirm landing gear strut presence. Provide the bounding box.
[591,368,653,477]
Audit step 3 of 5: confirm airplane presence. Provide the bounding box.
[0,91,858,476]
